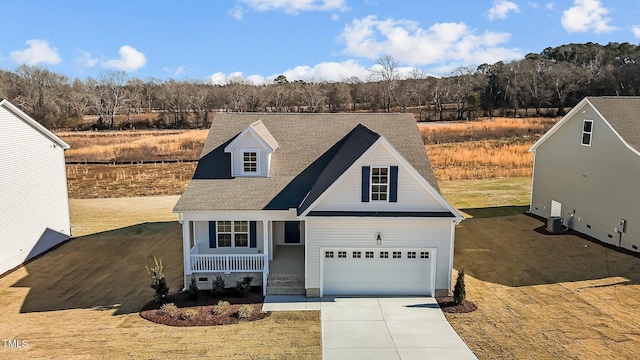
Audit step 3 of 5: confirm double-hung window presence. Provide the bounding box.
[243,151,258,173]
[217,221,249,247]
[371,167,389,201]
[581,120,593,146]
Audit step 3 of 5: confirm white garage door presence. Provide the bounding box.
[322,248,434,296]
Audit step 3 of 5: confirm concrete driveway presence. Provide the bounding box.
[321,297,477,360]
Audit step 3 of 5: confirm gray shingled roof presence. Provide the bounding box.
[173,113,439,212]
[587,96,640,151]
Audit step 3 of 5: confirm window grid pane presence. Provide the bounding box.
[338,251,347,258]
[325,251,334,258]
[218,234,231,247]
[380,251,389,259]
[370,167,389,201]
[393,251,402,259]
[235,234,248,247]
[243,152,257,172]
[352,251,361,258]
[365,251,374,258]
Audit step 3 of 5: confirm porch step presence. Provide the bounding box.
[266,273,305,295]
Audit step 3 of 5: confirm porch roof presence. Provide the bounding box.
[173,113,439,212]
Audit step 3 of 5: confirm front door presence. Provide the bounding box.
[284,221,301,244]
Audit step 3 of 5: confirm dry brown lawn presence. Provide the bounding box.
[67,163,197,199]
[451,213,640,359]
[0,197,321,359]
[57,130,207,163]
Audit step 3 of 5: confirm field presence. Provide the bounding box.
[59,130,207,163]
[58,117,558,199]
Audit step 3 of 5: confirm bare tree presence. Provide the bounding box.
[369,55,400,112]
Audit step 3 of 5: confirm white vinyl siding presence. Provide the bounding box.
[531,104,640,252]
[305,217,454,293]
[0,105,71,275]
[313,144,447,212]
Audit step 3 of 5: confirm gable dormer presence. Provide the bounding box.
[224,120,278,177]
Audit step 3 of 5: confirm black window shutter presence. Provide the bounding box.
[250,221,257,248]
[390,166,398,202]
[361,166,370,202]
[209,221,216,248]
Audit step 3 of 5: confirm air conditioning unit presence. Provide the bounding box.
[547,216,563,234]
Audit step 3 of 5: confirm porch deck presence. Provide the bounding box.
[269,246,304,274]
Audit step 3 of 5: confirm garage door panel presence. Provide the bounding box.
[322,248,433,296]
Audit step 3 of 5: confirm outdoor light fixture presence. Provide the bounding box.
[376,233,382,245]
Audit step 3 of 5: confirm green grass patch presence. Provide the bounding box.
[439,177,531,211]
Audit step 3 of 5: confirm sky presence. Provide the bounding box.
[0,0,638,84]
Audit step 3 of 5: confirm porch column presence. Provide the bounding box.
[183,220,192,276]
[262,220,269,296]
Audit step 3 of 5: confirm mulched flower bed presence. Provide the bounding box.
[140,288,271,326]
[436,297,478,314]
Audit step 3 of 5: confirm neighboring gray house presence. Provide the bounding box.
[173,113,463,297]
[530,96,640,252]
[0,99,71,276]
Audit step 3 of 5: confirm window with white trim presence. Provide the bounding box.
[380,251,389,259]
[338,251,347,258]
[243,151,258,173]
[325,251,334,258]
[420,251,430,259]
[371,167,389,201]
[393,251,402,259]
[407,251,416,259]
[581,120,593,146]
[365,251,374,258]
[352,251,362,258]
[217,221,249,248]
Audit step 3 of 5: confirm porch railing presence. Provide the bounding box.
[190,254,265,273]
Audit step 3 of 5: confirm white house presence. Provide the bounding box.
[173,113,463,297]
[530,96,640,252]
[0,99,71,276]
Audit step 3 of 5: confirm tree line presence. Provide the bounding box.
[0,41,638,130]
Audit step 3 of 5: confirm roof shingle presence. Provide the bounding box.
[173,113,438,212]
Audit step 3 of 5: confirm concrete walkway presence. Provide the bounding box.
[263,296,477,360]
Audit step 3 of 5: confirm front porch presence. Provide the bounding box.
[180,217,306,295]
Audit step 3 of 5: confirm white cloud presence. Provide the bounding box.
[237,0,348,14]
[229,5,244,19]
[76,50,99,67]
[279,60,370,81]
[546,2,554,10]
[339,16,522,70]
[102,45,147,72]
[561,0,615,33]
[10,39,61,65]
[633,26,640,38]
[488,0,520,20]
[206,71,262,85]
[174,66,185,76]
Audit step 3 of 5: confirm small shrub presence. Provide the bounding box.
[181,308,198,320]
[147,256,169,303]
[160,303,178,317]
[235,276,253,298]
[211,300,231,315]
[453,269,466,305]
[211,275,226,296]
[186,276,199,301]
[237,304,254,319]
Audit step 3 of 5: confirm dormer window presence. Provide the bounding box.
[243,151,258,173]
[224,120,278,177]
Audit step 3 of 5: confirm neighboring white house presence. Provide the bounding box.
[0,99,71,276]
[530,96,640,252]
[173,113,463,297]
